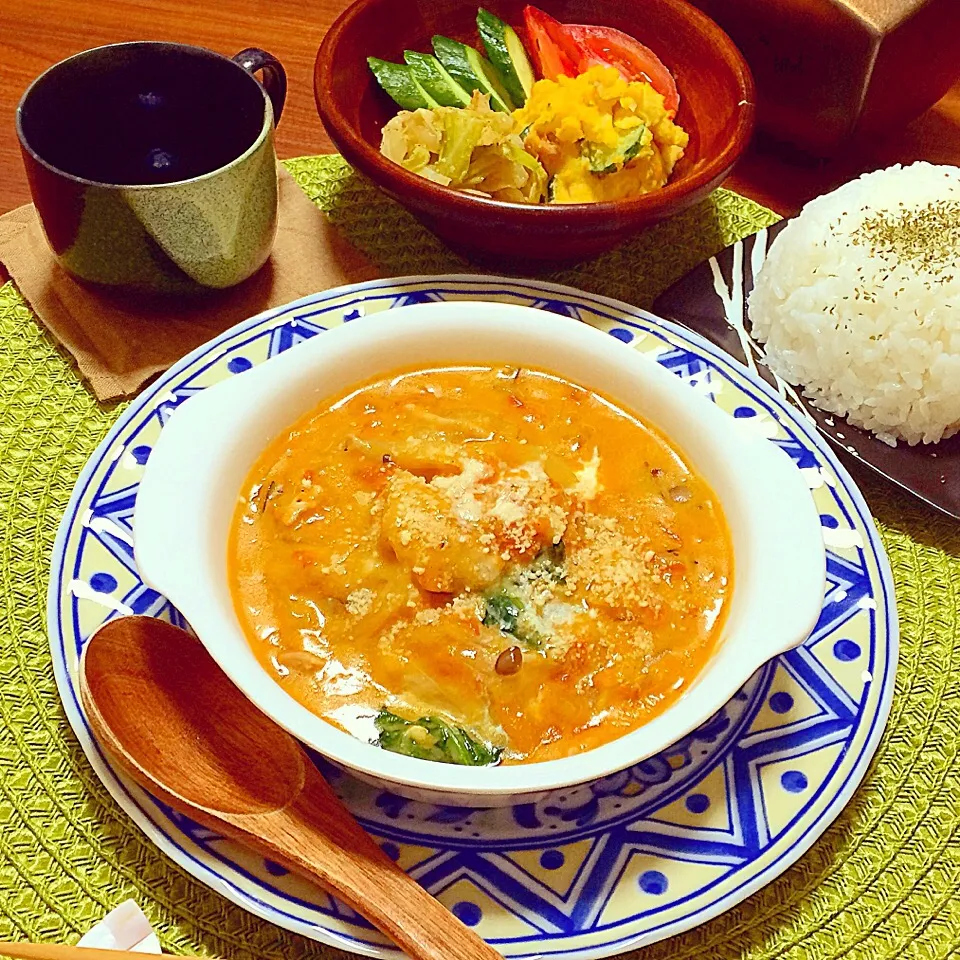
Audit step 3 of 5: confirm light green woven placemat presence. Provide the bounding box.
[1,155,958,959]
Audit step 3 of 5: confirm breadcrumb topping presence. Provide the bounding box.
[565,514,661,614]
[345,587,375,617]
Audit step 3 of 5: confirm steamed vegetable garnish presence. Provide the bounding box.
[483,587,544,650]
[370,6,686,205]
[375,710,502,765]
[380,91,548,202]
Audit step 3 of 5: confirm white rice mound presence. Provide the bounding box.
[748,162,960,446]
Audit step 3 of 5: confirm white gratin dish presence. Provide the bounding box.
[134,301,825,807]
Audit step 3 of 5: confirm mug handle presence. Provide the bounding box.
[233,48,287,125]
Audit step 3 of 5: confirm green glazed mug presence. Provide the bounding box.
[16,42,286,294]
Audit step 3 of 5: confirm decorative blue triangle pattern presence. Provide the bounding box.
[812,550,873,646]
[267,318,327,357]
[530,298,583,321]
[150,798,222,846]
[48,279,895,960]
[391,290,446,308]
[76,478,189,635]
[124,589,188,625]
[154,386,206,427]
[770,435,822,471]
[655,346,713,382]
[328,615,863,938]
[85,482,137,563]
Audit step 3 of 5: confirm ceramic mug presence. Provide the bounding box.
[16,42,286,294]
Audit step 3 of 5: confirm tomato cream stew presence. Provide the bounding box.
[229,365,732,765]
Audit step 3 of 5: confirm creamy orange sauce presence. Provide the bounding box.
[229,365,732,764]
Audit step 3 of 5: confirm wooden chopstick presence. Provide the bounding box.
[0,944,226,960]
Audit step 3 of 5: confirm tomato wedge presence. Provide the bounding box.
[522,5,578,80]
[522,6,681,113]
[565,24,680,114]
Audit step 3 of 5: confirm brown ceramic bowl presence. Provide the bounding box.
[315,0,754,266]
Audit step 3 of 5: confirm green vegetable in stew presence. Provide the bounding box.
[483,590,523,634]
[482,541,566,649]
[375,710,502,765]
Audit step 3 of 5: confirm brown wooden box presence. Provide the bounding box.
[687,0,960,155]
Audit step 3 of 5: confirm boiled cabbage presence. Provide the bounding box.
[380,92,547,204]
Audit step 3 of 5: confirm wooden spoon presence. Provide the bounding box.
[79,616,502,960]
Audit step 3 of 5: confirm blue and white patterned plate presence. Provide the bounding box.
[48,276,897,959]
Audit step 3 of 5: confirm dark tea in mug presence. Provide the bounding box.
[17,42,286,293]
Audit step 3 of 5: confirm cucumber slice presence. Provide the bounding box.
[477,8,535,107]
[583,126,649,174]
[367,57,439,110]
[431,37,479,102]
[431,35,515,111]
[465,44,517,111]
[403,50,471,107]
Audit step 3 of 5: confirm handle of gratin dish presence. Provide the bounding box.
[732,430,826,667]
[132,376,267,627]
